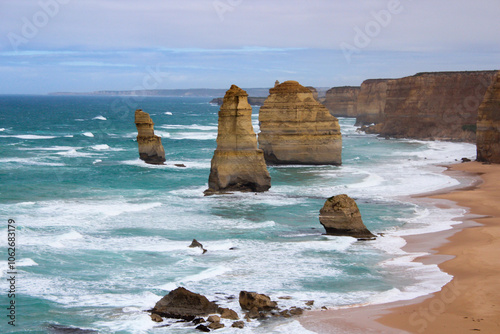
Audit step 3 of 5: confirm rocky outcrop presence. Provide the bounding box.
[239,291,277,311]
[134,109,166,164]
[323,86,360,117]
[258,80,342,165]
[355,79,392,125]
[205,85,271,194]
[361,71,498,141]
[151,287,218,321]
[319,194,375,239]
[477,73,500,163]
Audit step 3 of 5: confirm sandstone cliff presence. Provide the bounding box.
[319,194,375,239]
[258,80,342,165]
[477,72,500,163]
[134,109,166,164]
[361,71,498,141]
[355,79,392,125]
[205,85,271,194]
[323,86,360,117]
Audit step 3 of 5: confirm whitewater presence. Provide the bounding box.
[0,95,476,333]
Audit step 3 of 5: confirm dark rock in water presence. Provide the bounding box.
[192,318,205,325]
[188,239,207,254]
[319,194,376,239]
[239,291,277,311]
[219,307,239,320]
[46,324,98,333]
[208,321,225,330]
[151,287,218,320]
[195,324,211,332]
[150,313,163,322]
[174,164,187,168]
[232,320,245,328]
[461,157,472,163]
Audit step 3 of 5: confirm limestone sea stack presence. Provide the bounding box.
[205,85,271,194]
[134,109,166,164]
[319,194,375,239]
[477,73,500,163]
[258,80,342,165]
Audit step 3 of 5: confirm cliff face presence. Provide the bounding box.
[363,71,498,141]
[323,86,360,117]
[258,80,342,165]
[355,79,392,125]
[205,85,271,194]
[477,73,500,163]
[134,109,166,164]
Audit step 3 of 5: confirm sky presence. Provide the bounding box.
[1,0,499,94]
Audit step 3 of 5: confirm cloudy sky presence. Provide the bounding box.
[1,0,499,94]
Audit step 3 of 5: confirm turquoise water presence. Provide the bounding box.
[0,96,476,333]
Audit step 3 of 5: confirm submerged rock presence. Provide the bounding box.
[134,109,166,164]
[319,194,375,239]
[258,80,342,165]
[205,85,271,194]
[151,287,218,321]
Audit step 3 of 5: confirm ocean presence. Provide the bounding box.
[0,95,476,333]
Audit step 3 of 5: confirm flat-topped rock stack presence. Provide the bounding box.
[258,80,342,165]
[134,109,166,164]
[205,85,271,194]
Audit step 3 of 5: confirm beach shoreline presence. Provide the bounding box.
[300,161,500,333]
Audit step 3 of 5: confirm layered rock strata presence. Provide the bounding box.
[319,194,375,239]
[323,86,360,117]
[258,80,342,165]
[355,79,392,125]
[205,85,271,194]
[134,109,166,164]
[360,71,498,141]
[477,73,500,163]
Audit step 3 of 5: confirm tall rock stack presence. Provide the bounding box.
[134,109,166,164]
[258,80,342,165]
[477,72,500,163]
[205,85,271,194]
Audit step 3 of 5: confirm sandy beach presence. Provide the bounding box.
[300,161,500,333]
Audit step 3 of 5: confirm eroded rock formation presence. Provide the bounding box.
[477,72,500,163]
[359,71,498,141]
[134,109,166,164]
[323,86,360,117]
[355,79,392,125]
[258,80,342,165]
[319,194,375,239]
[205,85,271,194]
[151,287,218,320]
